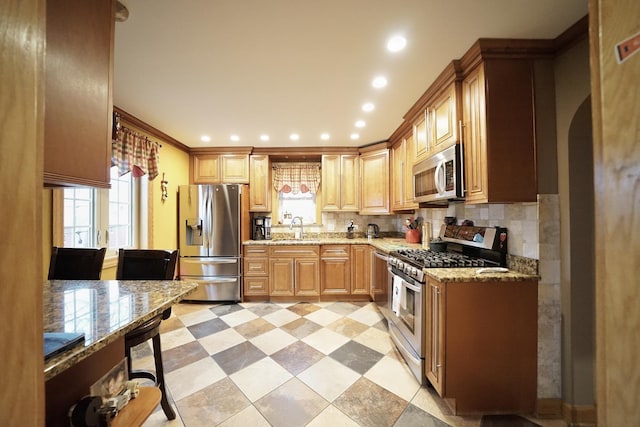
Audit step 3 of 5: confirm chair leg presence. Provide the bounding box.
[151,333,176,420]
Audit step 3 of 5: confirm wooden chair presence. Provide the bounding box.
[116,249,179,420]
[47,247,107,280]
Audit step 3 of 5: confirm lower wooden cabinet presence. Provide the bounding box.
[243,246,269,298]
[350,245,371,296]
[320,245,351,296]
[269,246,320,297]
[425,277,538,414]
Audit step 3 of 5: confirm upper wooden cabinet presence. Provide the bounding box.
[44,0,115,187]
[321,154,359,211]
[461,51,537,204]
[249,155,271,212]
[191,151,250,184]
[359,146,390,215]
[430,83,460,153]
[391,134,418,211]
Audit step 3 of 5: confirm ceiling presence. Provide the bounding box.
[113,0,588,149]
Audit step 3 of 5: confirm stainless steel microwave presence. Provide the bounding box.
[412,144,464,203]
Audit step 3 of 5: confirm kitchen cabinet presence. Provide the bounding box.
[269,245,319,298]
[413,111,429,162]
[249,154,271,212]
[461,57,537,204]
[191,152,250,184]
[243,246,269,298]
[321,154,359,211]
[430,83,459,153]
[391,134,418,211]
[319,245,351,296]
[424,277,538,414]
[44,0,115,188]
[359,146,390,215]
[370,250,388,302]
[350,245,371,297]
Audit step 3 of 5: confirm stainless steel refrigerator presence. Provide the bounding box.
[178,184,241,302]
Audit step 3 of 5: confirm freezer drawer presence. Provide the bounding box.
[182,277,241,302]
[180,257,241,276]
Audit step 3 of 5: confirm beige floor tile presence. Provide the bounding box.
[177,308,217,327]
[217,405,271,427]
[177,377,251,426]
[219,308,259,327]
[249,327,298,355]
[262,308,301,326]
[172,302,216,317]
[254,378,329,427]
[347,306,385,326]
[159,327,196,351]
[304,308,344,326]
[142,404,184,427]
[165,356,226,401]
[352,326,395,354]
[198,327,246,355]
[305,404,361,427]
[298,357,360,402]
[229,357,293,402]
[302,328,351,355]
[364,355,421,401]
[326,317,369,338]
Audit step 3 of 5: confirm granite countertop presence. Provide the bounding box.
[243,236,424,253]
[423,268,539,282]
[43,280,197,380]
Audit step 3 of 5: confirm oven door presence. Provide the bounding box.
[389,271,423,358]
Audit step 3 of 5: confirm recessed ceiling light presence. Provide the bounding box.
[350,133,360,140]
[372,75,387,89]
[290,133,300,141]
[230,134,240,142]
[200,135,211,142]
[260,134,270,142]
[387,35,407,52]
[320,133,330,140]
[362,102,375,112]
[355,120,366,128]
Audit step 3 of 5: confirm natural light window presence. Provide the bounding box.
[278,191,316,225]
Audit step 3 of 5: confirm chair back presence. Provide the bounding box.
[116,249,178,280]
[48,247,107,280]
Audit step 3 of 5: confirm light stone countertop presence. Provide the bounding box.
[43,280,197,380]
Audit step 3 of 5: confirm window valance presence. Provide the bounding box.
[272,162,321,194]
[111,121,160,180]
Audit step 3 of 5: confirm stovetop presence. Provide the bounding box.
[392,248,493,268]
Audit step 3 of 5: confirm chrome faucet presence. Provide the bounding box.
[290,216,304,239]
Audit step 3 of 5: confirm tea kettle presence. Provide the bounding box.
[367,223,380,238]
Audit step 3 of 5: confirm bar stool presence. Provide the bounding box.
[47,247,107,280]
[116,249,179,420]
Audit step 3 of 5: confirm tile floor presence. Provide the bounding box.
[135,301,566,427]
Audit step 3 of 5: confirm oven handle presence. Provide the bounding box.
[389,269,423,292]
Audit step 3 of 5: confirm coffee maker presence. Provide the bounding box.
[252,216,272,240]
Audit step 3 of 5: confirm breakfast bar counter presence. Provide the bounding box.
[44,280,198,380]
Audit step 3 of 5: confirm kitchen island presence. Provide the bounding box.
[44,280,197,426]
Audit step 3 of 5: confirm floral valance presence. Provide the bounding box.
[272,162,321,194]
[111,118,160,180]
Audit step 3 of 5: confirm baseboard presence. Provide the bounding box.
[536,398,562,418]
[562,402,597,426]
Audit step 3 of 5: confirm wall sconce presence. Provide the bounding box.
[161,173,168,202]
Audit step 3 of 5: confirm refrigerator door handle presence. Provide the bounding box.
[181,258,239,265]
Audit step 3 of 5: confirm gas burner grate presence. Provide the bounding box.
[393,248,488,268]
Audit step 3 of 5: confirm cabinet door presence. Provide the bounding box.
[370,250,388,300]
[340,155,359,211]
[413,110,429,162]
[221,154,249,183]
[192,155,221,183]
[432,84,458,152]
[44,0,114,188]
[249,155,271,211]
[269,258,295,296]
[321,155,341,211]
[462,64,487,203]
[360,149,390,215]
[295,259,320,296]
[350,245,371,295]
[403,134,418,209]
[320,246,350,296]
[425,279,445,396]
[391,142,404,211]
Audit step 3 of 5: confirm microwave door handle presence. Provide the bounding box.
[434,160,444,194]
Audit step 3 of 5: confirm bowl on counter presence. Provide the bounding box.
[429,240,447,252]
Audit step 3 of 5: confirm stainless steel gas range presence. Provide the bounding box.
[378,224,508,384]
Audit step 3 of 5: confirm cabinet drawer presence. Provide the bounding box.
[244,276,269,296]
[269,245,319,257]
[320,245,350,258]
[244,258,268,276]
[244,246,269,257]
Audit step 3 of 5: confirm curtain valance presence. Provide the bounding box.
[272,162,321,194]
[111,124,160,180]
